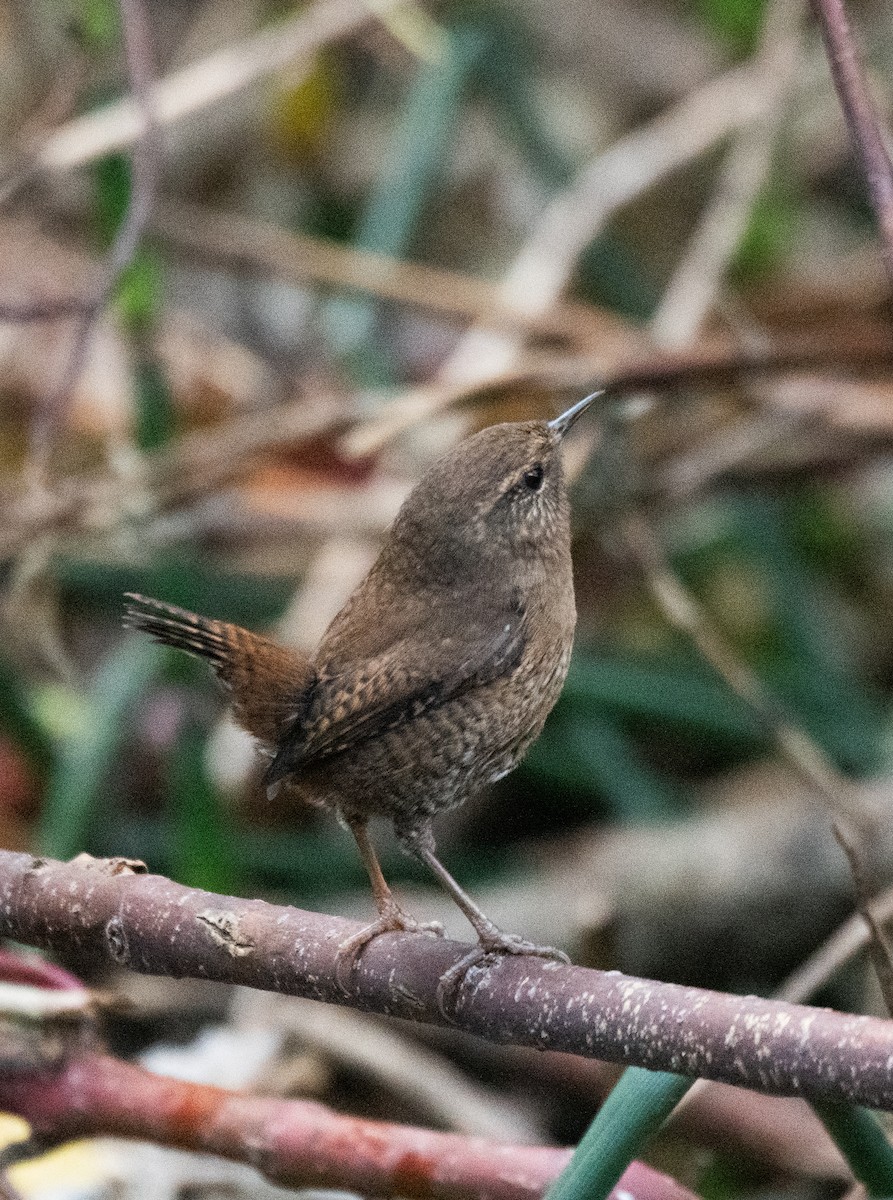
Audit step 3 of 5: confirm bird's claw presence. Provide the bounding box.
[335,907,444,993]
[436,931,569,1019]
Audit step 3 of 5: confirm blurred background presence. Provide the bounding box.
[1,0,893,1193]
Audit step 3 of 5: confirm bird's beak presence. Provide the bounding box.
[547,391,603,439]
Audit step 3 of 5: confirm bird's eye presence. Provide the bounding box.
[523,464,544,492]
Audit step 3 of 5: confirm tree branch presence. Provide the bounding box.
[1,852,893,1109]
[0,1049,695,1200]
[809,0,893,286]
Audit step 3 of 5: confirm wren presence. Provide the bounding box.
[124,392,598,1003]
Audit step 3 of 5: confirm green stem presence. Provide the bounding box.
[813,1101,893,1196]
[545,1069,693,1200]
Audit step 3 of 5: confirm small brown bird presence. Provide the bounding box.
[124,392,597,1000]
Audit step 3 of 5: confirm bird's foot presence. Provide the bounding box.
[436,926,569,1019]
[335,902,444,993]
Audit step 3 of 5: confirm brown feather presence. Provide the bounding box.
[123,594,315,746]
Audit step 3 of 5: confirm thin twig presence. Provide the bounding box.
[0,1173,25,1200]
[0,0,415,332]
[150,197,613,346]
[0,49,87,207]
[0,329,890,561]
[650,0,803,345]
[776,883,893,1004]
[344,323,893,457]
[668,875,893,1139]
[619,509,893,1014]
[620,512,842,793]
[233,989,541,1142]
[33,0,402,175]
[0,390,348,562]
[440,54,790,385]
[0,0,410,322]
[628,0,893,1002]
[26,0,160,489]
[809,0,893,285]
[1,852,893,1108]
[0,394,347,560]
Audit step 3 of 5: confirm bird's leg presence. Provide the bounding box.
[399,823,569,1016]
[335,816,443,992]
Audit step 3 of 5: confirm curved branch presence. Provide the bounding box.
[0,1050,695,1200]
[1,853,893,1109]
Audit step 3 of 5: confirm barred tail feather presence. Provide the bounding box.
[123,594,231,670]
[123,593,315,747]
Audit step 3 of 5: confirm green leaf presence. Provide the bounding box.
[94,152,131,247]
[727,491,885,774]
[478,7,657,320]
[564,653,763,744]
[77,0,120,50]
[732,181,799,281]
[133,352,175,451]
[0,658,54,778]
[694,0,766,54]
[167,721,241,894]
[475,10,567,189]
[118,251,165,329]
[94,154,164,332]
[323,23,487,379]
[38,639,163,860]
[525,710,682,819]
[58,559,295,629]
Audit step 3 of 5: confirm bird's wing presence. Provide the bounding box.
[264,596,526,783]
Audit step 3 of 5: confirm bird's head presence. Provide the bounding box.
[389,393,599,581]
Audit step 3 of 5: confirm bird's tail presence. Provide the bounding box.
[123,593,315,746]
[124,593,234,671]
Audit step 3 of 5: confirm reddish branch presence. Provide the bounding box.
[1,853,893,1109]
[0,1051,696,1200]
[0,948,83,993]
[809,0,893,286]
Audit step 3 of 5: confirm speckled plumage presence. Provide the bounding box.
[268,421,576,843]
[125,397,594,986]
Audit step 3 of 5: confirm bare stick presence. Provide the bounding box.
[33,0,401,175]
[809,0,893,285]
[620,510,893,1013]
[151,198,608,345]
[25,0,159,486]
[0,0,404,322]
[233,990,540,1141]
[777,884,893,1004]
[0,327,890,560]
[2,852,893,1108]
[0,1048,695,1200]
[669,876,893,1137]
[627,0,893,1012]
[440,54,790,385]
[0,1174,25,1200]
[344,322,893,456]
[651,0,802,345]
[0,49,87,207]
